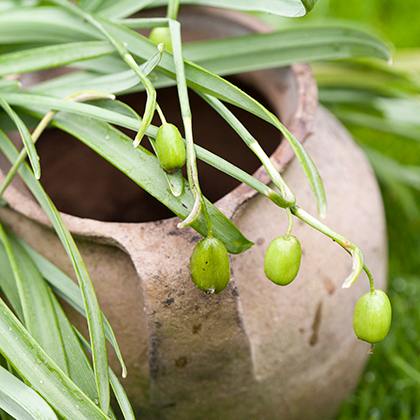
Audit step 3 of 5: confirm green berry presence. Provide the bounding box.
[189,236,230,294]
[353,290,392,344]
[149,27,172,52]
[264,235,301,286]
[155,123,186,173]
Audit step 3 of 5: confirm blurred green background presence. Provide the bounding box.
[258,1,420,419]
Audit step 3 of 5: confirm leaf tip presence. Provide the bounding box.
[318,205,327,219]
[303,0,318,14]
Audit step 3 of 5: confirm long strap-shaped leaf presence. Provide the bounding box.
[0,6,96,43]
[0,130,110,414]
[0,24,391,84]
[97,0,158,19]
[0,78,20,93]
[0,93,40,179]
[0,226,68,374]
[0,227,126,414]
[0,365,59,420]
[149,0,316,17]
[20,29,392,99]
[92,18,391,124]
[28,70,140,96]
[0,236,99,404]
[20,238,127,379]
[0,41,115,76]
[182,27,391,75]
[0,240,23,319]
[50,294,100,402]
[3,92,145,126]
[74,330,136,420]
[0,298,111,420]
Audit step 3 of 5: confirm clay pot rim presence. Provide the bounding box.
[0,7,318,240]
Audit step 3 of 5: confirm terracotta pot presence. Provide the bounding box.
[0,7,387,420]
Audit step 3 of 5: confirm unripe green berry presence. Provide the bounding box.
[189,236,230,294]
[149,27,172,52]
[353,290,392,344]
[155,123,186,173]
[264,235,301,286]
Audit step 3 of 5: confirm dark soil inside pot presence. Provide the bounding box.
[30,79,281,223]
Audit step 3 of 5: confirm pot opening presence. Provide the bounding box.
[3,79,282,223]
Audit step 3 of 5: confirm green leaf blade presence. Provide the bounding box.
[50,296,100,403]
[0,228,68,374]
[0,78,20,93]
[0,6,95,44]
[0,130,110,415]
[0,365,59,420]
[0,240,23,320]
[0,298,110,420]
[0,41,115,77]
[74,331,136,420]
[97,0,158,19]
[149,0,310,17]
[20,239,127,380]
[182,27,391,75]
[302,0,317,13]
[0,93,40,179]
[274,125,327,217]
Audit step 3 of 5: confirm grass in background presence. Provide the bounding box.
[319,2,420,418]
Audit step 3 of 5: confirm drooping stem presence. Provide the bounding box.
[250,143,295,204]
[364,265,376,294]
[177,115,202,228]
[169,19,209,230]
[50,0,157,148]
[167,0,180,20]
[156,104,167,125]
[201,199,213,237]
[198,92,296,206]
[123,54,156,147]
[116,17,169,29]
[0,110,54,197]
[290,205,369,289]
[193,143,292,209]
[285,208,293,237]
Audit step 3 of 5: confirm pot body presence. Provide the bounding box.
[0,7,387,420]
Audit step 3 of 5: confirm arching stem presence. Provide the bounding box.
[290,205,372,289]
[156,103,167,125]
[285,208,293,237]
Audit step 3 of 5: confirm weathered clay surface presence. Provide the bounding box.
[0,106,387,420]
[0,7,387,420]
